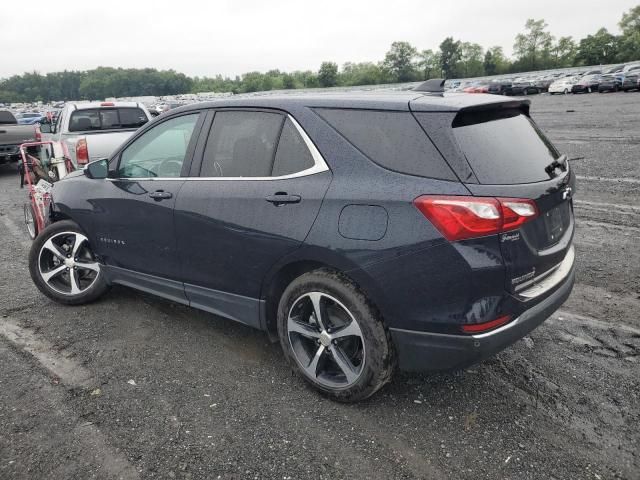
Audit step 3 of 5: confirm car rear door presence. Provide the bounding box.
[86,111,205,301]
[412,103,575,298]
[174,109,332,327]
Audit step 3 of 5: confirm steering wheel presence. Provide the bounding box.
[157,158,183,177]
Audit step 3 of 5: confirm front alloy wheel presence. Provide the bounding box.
[37,231,100,295]
[29,220,109,305]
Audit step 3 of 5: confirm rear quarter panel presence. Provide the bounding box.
[271,105,506,332]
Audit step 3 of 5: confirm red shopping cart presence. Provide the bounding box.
[18,141,58,239]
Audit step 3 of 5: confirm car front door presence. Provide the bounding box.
[174,109,332,327]
[86,112,204,301]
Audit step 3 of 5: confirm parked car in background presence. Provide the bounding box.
[598,74,623,93]
[603,65,625,74]
[16,112,45,125]
[40,101,152,170]
[463,83,490,93]
[622,63,640,73]
[534,75,558,92]
[152,102,186,116]
[487,81,514,95]
[29,90,575,402]
[572,74,601,93]
[0,110,40,165]
[511,81,540,95]
[548,76,579,94]
[622,73,640,91]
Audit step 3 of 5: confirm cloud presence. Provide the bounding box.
[0,0,634,78]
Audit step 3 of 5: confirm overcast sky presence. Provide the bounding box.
[1,0,636,78]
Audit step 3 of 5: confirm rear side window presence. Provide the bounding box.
[452,109,560,184]
[201,111,284,177]
[315,108,456,180]
[68,108,148,132]
[272,119,314,176]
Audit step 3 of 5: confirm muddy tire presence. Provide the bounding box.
[277,268,395,402]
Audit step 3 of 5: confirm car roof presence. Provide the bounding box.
[170,91,529,114]
[70,101,143,110]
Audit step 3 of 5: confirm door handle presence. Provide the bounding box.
[149,190,173,200]
[265,193,301,205]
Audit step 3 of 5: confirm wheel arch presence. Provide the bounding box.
[49,204,72,223]
[259,248,387,337]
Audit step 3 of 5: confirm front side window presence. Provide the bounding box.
[118,114,199,178]
[200,111,284,177]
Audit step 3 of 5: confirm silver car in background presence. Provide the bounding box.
[40,101,151,171]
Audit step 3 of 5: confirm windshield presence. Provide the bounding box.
[68,108,148,132]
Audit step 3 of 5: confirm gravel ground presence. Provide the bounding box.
[0,92,638,480]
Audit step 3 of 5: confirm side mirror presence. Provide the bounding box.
[39,123,52,134]
[84,158,109,179]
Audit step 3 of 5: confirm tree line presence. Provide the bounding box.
[1,6,638,103]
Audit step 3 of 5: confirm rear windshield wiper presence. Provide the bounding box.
[545,154,568,176]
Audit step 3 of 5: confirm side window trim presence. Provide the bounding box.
[191,109,329,181]
[110,111,205,180]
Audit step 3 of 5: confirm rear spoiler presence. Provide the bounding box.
[457,99,530,116]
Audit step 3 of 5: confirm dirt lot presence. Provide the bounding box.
[0,92,638,480]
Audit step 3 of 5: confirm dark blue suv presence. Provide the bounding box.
[29,90,575,401]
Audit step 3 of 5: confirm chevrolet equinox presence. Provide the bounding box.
[29,88,575,402]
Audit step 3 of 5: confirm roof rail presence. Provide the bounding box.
[413,78,445,93]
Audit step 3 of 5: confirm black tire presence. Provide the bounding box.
[277,269,395,402]
[29,220,109,305]
[24,202,38,240]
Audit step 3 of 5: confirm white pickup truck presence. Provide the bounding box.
[40,101,152,173]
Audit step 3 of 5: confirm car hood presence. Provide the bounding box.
[59,168,85,181]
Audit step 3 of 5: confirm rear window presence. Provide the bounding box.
[315,108,456,180]
[0,111,17,125]
[451,109,560,184]
[69,108,148,132]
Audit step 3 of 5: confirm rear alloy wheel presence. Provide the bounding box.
[29,220,109,305]
[287,292,365,388]
[278,269,395,402]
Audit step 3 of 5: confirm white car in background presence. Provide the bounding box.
[548,76,580,95]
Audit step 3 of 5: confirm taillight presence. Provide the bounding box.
[414,195,538,241]
[76,138,89,165]
[35,127,42,142]
[461,315,512,334]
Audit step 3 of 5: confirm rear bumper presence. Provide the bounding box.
[390,265,575,372]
